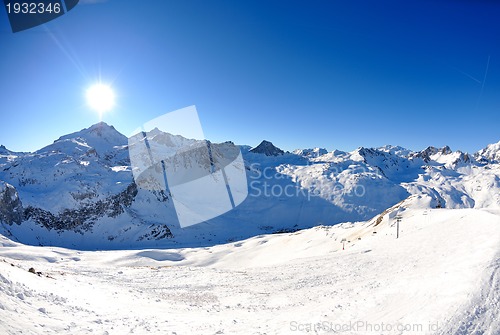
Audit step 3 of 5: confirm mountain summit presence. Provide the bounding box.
[0,145,10,155]
[250,140,284,156]
[33,122,129,163]
[0,145,19,156]
[475,140,500,163]
[54,122,127,151]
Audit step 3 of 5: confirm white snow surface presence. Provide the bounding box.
[0,200,499,334]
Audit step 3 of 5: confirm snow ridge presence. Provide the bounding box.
[0,123,500,250]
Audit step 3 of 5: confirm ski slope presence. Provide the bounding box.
[1,204,499,334]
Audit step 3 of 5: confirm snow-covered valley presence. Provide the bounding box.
[1,204,499,334]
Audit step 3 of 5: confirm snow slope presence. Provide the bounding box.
[0,199,499,334]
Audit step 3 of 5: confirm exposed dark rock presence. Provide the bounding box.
[138,224,173,241]
[250,140,284,156]
[0,182,23,225]
[414,146,451,162]
[23,183,138,233]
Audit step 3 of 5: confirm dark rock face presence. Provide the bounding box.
[23,183,138,234]
[474,140,500,163]
[0,182,23,225]
[454,151,471,165]
[138,224,173,241]
[414,146,452,163]
[250,140,284,156]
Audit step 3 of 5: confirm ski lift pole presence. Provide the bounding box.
[395,215,402,239]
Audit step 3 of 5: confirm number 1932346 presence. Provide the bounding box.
[5,2,62,14]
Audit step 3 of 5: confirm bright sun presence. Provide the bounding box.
[86,83,115,117]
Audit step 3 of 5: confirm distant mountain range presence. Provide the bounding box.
[1,122,500,249]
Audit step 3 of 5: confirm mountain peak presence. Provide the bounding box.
[35,122,128,157]
[475,139,500,163]
[89,121,115,130]
[250,140,284,156]
[293,147,328,158]
[415,146,452,162]
[0,146,9,156]
[57,122,127,146]
[84,122,122,138]
[441,145,452,154]
[0,145,17,155]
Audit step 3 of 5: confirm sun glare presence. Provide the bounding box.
[86,83,115,117]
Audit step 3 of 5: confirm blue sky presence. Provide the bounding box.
[1,0,499,153]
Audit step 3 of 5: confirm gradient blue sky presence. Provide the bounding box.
[1,0,499,153]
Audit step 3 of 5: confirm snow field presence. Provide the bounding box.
[1,206,499,334]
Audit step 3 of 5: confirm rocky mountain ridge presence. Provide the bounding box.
[1,122,500,249]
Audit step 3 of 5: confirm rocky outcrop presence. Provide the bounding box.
[0,182,23,225]
[475,140,500,163]
[250,140,284,156]
[410,146,452,162]
[23,183,138,233]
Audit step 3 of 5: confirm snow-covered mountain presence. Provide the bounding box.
[475,140,500,163]
[1,122,500,249]
[293,147,328,157]
[1,123,500,334]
